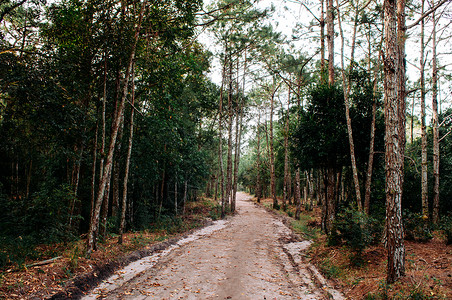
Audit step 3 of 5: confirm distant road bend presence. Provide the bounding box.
[83,192,344,300]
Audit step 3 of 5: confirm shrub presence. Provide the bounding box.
[328,208,383,265]
[439,214,452,245]
[403,210,433,242]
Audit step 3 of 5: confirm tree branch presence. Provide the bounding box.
[407,0,449,30]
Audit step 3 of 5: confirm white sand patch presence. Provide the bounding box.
[82,219,228,299]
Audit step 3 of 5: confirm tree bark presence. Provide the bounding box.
[283,87,290,211]
[119,66,135,244]
[336,2,362,210]
[86,1,147,254]
[320,0,326,83]
[294,169,302,219]
[256,109,262,203]
[420,0,428,219]
[269,85,278,208]
[327,0,335,85]
[384,0,405,283]
[225,56,234,211]
[432,9,440,224]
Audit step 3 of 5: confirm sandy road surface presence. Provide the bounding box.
[83,193,343,300]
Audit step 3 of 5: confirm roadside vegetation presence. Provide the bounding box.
[256,197,452,299]
[0,197,221,299]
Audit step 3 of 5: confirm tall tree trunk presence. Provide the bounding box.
[337,2,362,210]
[432,9,440,224]
[420,0,428,219]
[119,66,135,244]
[269,86,278,208]
[218,45,227,217]
[336,0,363,211]
[294,169,302,219]
[90,122,98,224]
[320,0,326,83]
[87,2,146,254]
[384,0,405,283]
[256,109,262,203]
[283,88,290,211]
[364,37,383,214]
[226,57,234,211]
[327,0,335,85]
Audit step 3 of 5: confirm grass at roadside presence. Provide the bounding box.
[255,197,452,299]
[0,197,222,299]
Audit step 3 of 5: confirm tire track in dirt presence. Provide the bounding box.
[82,192,343,299]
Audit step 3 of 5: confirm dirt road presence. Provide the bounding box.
[83,193,343,300]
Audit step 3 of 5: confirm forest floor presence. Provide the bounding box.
[257,198,452,299]
[80,192,343,299]
[0,198,222,299]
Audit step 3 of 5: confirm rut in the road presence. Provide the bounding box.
[83,192,343,300]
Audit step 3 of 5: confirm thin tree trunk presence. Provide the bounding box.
[87,2,146,254]
[69,145,84,228]
[294,169,302,219]
[432,9,440,224]
[119,66,135,244]
[269,86,278,208]
[225,57,234,211]
[320,0,326,82]
[327,0,334,85]
[420,0,428,219]
[384,0,405,283]
[90,122,98,223]
[283,87,290,211]
[256,109,262,203]
[218,45,227,217]
[364,38,383,214]
[337,2,362,210]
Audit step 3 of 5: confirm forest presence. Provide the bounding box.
[0,0,451,298]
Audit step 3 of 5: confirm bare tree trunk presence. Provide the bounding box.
[225,57,234,211]
[384,0,405,283]
[337,2,362,210]
[283,88,290,211]
[256,109,262,203]
[294,169,302,219]
[87,2,146,254]
[270,87,277,209]
[327,0,334,85]
[364,38,383,214]
[320,0,326,83]
[218,46,227,217]
[432,9,440,224]
[420,0,428,219]
[232,54,243,213]
[90,122,98,224]
[119,66,135,244]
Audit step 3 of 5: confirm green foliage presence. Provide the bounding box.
[439,214,452,245]
[329,207,383,265]
[403,210,433,242]
[319,258,342,279]
[0,184,78,268]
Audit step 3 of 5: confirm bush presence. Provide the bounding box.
[403,210,433,242]
[0,184,78,268]
[439,214,452,245]
[328,208,383,265]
